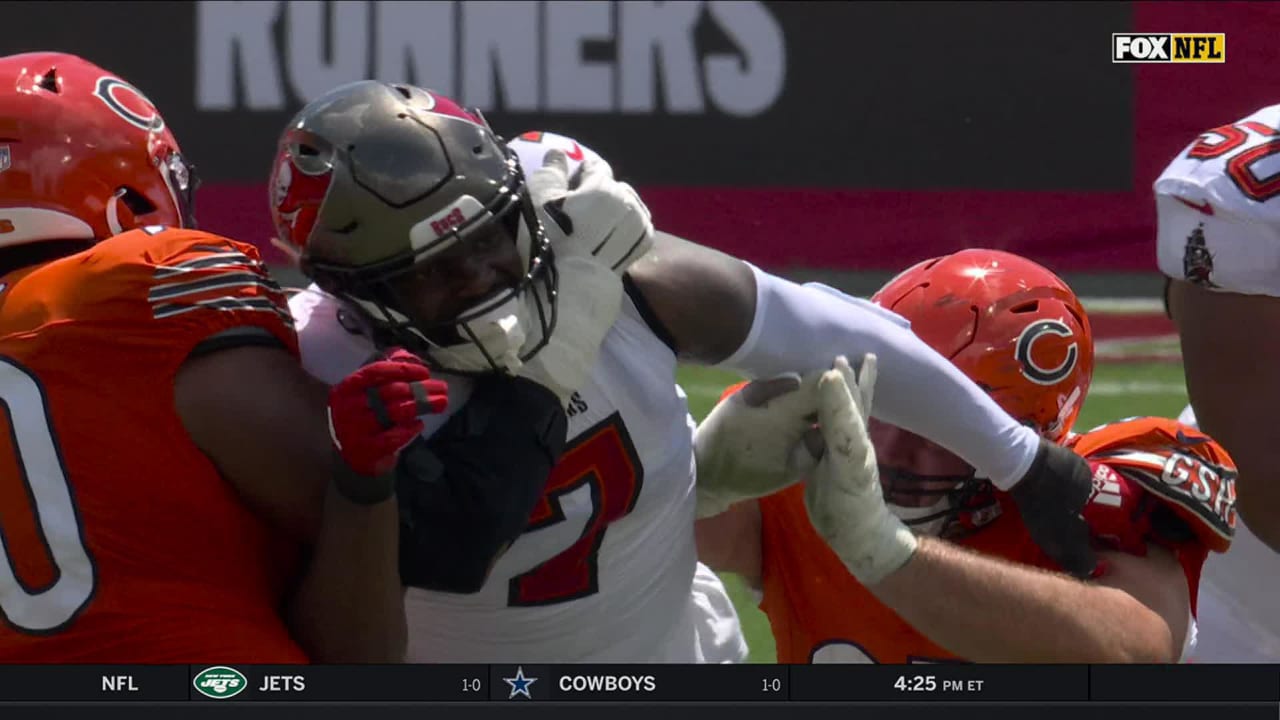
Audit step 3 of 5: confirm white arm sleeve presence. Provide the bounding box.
[715,264,1040,489]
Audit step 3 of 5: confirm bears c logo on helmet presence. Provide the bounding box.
[94,76,164,132]
[1015,319,1078,385]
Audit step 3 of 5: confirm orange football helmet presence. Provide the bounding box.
[869,249,1095,536]
[874,249,1094,443]
[0,52,198,248]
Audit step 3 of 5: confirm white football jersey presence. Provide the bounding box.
[288,132,746,664]
[1168,405,1280,662]
[1155,104,1280,296]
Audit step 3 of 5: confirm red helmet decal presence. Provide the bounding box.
[93,76,164,132]
[271,148,333,250]
[419,89,484,127]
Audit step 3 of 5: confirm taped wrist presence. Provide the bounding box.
[332,447,398,505]
[396,374,568,593]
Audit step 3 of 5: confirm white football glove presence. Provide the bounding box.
[693,372,826,519]
[804,354,919,586]
[527,149,655,274]
[517,149,639,404]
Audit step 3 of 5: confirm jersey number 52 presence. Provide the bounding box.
[1186,120,1280,202]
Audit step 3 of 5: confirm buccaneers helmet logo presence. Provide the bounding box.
[269,146,334,251]
[1015,319,1078,385]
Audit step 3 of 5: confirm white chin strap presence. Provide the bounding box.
[888,498,952,538]
[428,252,623,404]
[349,289,530,375]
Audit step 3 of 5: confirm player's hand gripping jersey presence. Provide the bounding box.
[1155,104,1280,295]
[758,417,1236,664]
[0,227,307,663]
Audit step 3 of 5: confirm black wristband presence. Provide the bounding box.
[331,447,397,505]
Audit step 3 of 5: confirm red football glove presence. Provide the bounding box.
[327,349,449,478]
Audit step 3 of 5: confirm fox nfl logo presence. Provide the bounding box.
[1112,34,1225,63]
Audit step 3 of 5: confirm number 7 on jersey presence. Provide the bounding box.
[507,413,644,607]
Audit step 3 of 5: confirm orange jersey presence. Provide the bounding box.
[760,488,1046,663]
[759,416,1236,664]
[0,227,308,663]
[1064,416,1236,614]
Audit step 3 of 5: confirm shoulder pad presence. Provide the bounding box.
[1068,417,1237,552]
[137,229,292,330]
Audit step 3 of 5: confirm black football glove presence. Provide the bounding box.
[1009,439,1097,579]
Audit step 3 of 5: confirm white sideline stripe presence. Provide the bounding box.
[1090,380,1185,395]
[679,379,1186,402]
[1080,297,1166,314]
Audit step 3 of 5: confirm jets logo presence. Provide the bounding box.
[193,666,247,700]
[1015,319,1078,385]
[94,76,164,132]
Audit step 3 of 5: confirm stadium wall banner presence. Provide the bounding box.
[2,1,1277,272]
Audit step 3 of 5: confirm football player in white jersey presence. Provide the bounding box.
[268,81,1103,662]
[1155,104,1280,659]
[1158,103,1280,553]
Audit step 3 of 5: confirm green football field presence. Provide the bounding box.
[672,360,1191,663]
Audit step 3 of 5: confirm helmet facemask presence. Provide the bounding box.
[881,465,1001,539]
[159,150,200,229]
[872,421,1002,538]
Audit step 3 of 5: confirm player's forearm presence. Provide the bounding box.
[694,501,764,589]
[716,268,1040,488]
[288,484,406,663]
[868,537,1175,663]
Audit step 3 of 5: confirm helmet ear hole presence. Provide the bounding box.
[38,68,59,93]
[116,187,157,216]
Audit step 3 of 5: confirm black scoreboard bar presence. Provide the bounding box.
[792,664,1089,702]
[0,664,1275,703]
